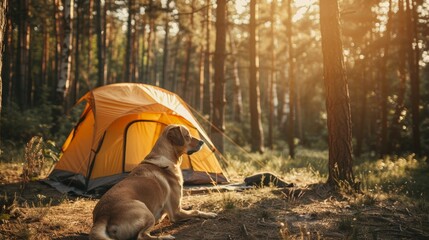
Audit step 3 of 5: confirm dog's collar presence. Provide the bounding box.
[142,161,169,170]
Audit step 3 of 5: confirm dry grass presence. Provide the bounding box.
[1,143,428,239]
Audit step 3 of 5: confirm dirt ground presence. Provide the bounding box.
[1,163,429,240]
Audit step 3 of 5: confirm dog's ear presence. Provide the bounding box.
[167,126,185,146]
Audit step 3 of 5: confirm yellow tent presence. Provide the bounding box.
[48,83,228,194]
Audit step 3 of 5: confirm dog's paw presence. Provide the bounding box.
[159,234,175,240]
[202,212,217,218]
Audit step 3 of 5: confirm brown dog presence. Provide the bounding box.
[89,124,217,240]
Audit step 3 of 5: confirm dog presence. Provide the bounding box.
[89,124,217,240]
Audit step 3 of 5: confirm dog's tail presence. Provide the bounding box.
[89,218,114,240]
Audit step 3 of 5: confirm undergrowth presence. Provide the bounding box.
[224,145,429,202]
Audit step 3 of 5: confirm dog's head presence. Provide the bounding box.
[164,124,204,156]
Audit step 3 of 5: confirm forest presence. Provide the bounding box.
[0,0,429,239]
[1,0,428,160]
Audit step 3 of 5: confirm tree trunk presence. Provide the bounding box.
[319,0,354,186]
[53,0,61,98]
[286,0,295,157]
[379,0,393,156]
[144,17,154,84]
[0,0,7,116]
[268,0,277,150]
[16,0,30,109]
[249,0,264,153]
[211,0,227,154]
[2,6,13,109]
[171,32,182,92]
[161,0,172,88]
[57,0,73,112]
[41,0,49,88]
[96,0,104,86]
[389,0,407,153]
[203,0,211,116]
[228,27,242,123]
[86,0,93,88]
[406,0,421,155]
[124,0,133,83]
[72,0,83,106]
[182,0,195,100]
[355,61,368,157]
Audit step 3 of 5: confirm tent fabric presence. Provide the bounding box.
[48,83,228,194]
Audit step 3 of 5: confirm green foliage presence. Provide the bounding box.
[1,103,54,144]
[354,154,429,199]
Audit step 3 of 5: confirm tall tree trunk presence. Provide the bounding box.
[319,0,354,186]
[406,0,421,155]
[124,0,133,83]
[41,0,49,88]
[53,0,61,98]
[139,16,147,83]
[86,0,93,88]
[203,0,211,116]
[103,0,109,84]
[171,32,182,92]
[228,27,243,123]
[198,43,204,111]
[2,6,13,108]
[355,61,368,157]
[0,0,7,117]
[17,0,30,109]
[96,0,104,86]
[151,24,158,85]
[161,0,172,88]
[249,0,264,153]
[268,0,277,150]
[211,0,226,154]
[389,0,407,153]
[182,0,195,100]
[57,0,74,112]
[72,0,83,105]
[379,0,393,156]
[144,17,154,84]
[132,13,140,83]
[286,0,295,158]
[277,68,287,129]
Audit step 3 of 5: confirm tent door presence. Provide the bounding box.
[123,121,164,172]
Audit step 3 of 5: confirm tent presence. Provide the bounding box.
[47,83,228,194]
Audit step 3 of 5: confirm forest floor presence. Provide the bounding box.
[1,162,429,240]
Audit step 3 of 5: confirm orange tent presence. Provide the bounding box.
[47,83,228,194]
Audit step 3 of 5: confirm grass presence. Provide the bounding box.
[1,137,429,239]
[225,146,429,201]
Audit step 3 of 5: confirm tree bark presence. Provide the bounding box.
[16,0,30,109]
[161,0,172,88]
[72,0,83,105]
[181,0,195,100]
[379,0,393,156]
[2,5,13,109]
[96,0,104,86]
[286,0,295,157]
[406,0,421,155]
[389,0,407,153]
[319,0,354,186]
[249,0,264,153]
[86,0,93,88]
[203,0,211,116]
[211,0,226,154]
[0,0,7,116]
[228,27,242,123]
[125,0,134,83]
[57,0,73,112]
[268,0,277,150]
